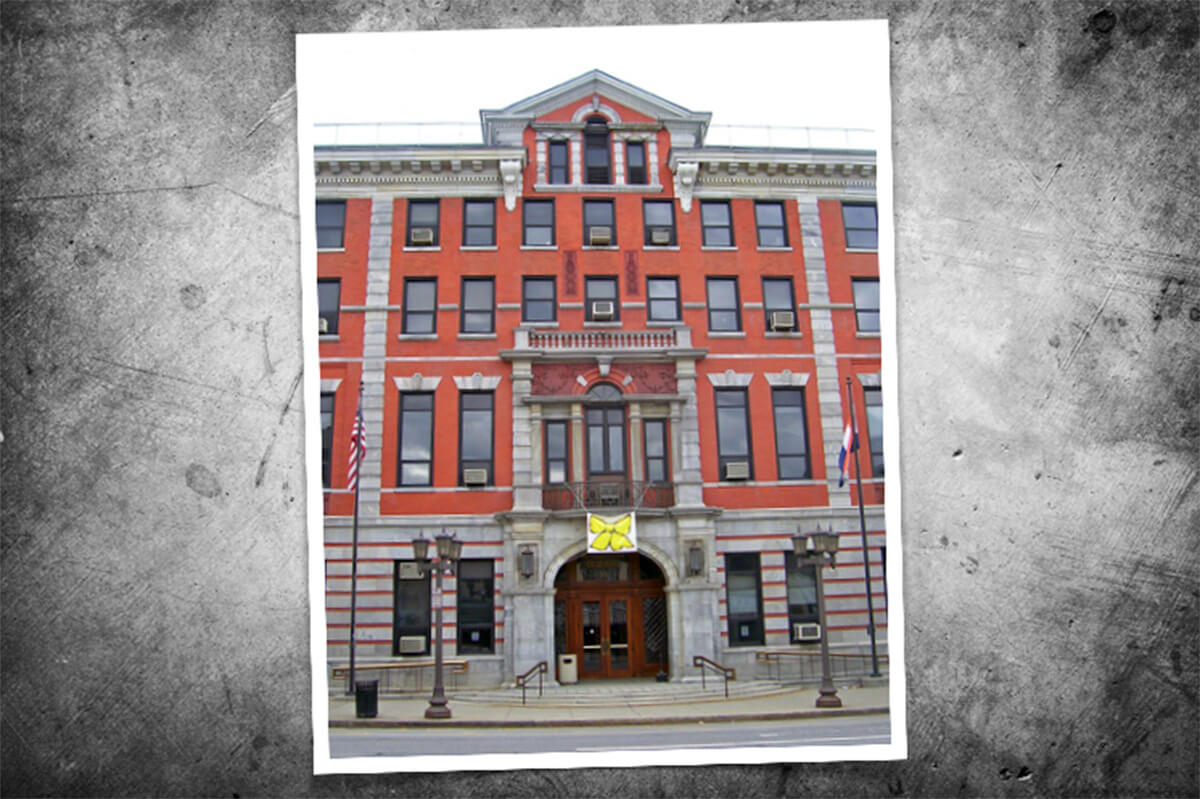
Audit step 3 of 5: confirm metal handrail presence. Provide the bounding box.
[755,649,889,682]
[515,661,547,705]
[331,659,469,693]
[692,655,736,698]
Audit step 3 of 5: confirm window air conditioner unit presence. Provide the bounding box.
[650,228,672,245]
[410,227,435,245]
[463,468,489,486]
[724,461,751,480]
[591,301,614,320]
[770,311,796,331]
[319,316,330,334]
[398,635,427,654]
[588,226,612,246]
[794,622,822,642]
[398,562,423,580]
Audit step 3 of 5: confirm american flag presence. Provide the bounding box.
[347,395,367,492]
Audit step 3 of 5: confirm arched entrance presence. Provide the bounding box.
[553,553,668,679]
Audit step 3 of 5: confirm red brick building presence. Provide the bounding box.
[315,71,886,686]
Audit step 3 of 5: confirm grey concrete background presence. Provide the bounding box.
[1,0,1196,796]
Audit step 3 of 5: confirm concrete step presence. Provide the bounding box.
[449,679,794,707]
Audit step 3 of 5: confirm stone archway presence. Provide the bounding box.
[546,542,677,680]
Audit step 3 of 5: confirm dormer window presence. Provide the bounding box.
[584,115,611,184]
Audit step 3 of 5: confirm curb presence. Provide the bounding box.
[329,706,890,729]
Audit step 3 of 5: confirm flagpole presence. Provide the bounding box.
[346,380,364,696]
[846,377,881,677]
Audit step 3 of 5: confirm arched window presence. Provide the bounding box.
[585,382,624,474]
[584,115,611,184]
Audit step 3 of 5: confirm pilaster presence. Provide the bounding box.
[797,196,851,507]
[358,197,394,517]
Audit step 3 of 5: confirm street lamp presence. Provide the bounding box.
[413,531,462,719]
[793,528,842,708]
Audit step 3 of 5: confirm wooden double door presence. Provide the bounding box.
[555,554,668,679]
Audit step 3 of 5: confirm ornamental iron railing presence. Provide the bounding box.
[541,481,675,511]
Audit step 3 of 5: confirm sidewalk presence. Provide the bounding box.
[329,684,890,729]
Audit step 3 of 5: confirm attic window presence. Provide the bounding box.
[584,115,611,184]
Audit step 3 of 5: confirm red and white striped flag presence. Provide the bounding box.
[347,399,367,492]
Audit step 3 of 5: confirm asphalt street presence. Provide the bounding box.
[329,715,890,757]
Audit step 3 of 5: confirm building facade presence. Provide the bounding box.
[316,72,886,687]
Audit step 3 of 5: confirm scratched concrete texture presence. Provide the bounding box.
[1,0,1196,796]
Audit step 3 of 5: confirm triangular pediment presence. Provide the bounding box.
[480,70,711,147]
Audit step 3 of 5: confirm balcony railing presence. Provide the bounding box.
[511,327,692,354]
[541,481,675,511]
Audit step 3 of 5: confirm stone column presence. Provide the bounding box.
[511,358,539,510]
[627,401,643,482]
[673,356,704,507]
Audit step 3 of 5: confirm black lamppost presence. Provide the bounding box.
[793,528,842,708]
[413,531,462,720]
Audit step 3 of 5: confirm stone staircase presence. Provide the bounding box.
[449,678,796,707]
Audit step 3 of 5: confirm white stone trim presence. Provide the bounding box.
[571,100,622,124]
[320,378,343,393]
[857,372,882,388]
[454,373,503,391]
[706,370,754,388]
[392,375,442,393]
[764,370,811,387]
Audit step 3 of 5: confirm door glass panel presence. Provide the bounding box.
[582,601,602,671]
[608,599,628,671]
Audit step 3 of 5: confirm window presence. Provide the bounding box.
[545,420,569,484]
[714,388,752,479]
[583,199,615,246]
[457,560,495,654]
[786,561,819,642]
[397,392,434,486]
[725,553,763,646]
[643,200,676,246]
[548,141,569,184]
[772,388,810,479]
[586,383,625,475]
[864,387,884,476]
[523,199,555,246]
[706,277,741,332]
[522,277,556,322]
[643,419,669,483]
[459,392,494,485]
[585,276,619,321]
[403,278,437,334]
[646,277,680,322]
[584,115,610,184]
[460,277,494,334]
[316,200,346,249]
[317,278,340,335]
[320,392,335,488]
[700,201,734,247]
[406,200,439,247]
[393,560,431,656]
[762,277,795,331]
[852,278,880,332]
[755,201,787,247]
[626,141,647,185]
[462,199,495,247]
[843,203,878,249]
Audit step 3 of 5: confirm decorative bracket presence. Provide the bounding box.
[673,162,699,212]
[500,159,523,211]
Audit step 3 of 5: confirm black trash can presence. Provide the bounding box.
[355,680,379,719]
